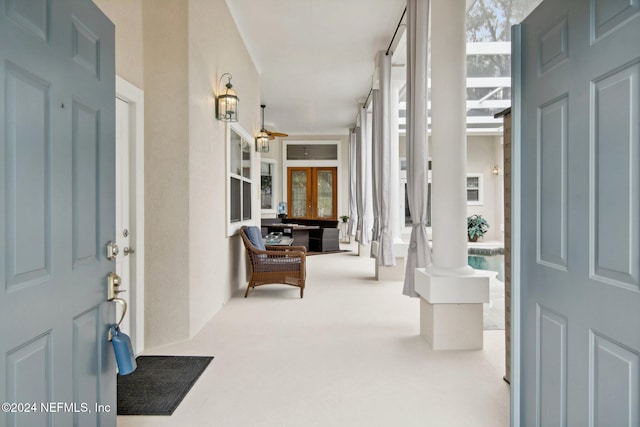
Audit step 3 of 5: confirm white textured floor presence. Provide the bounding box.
[118,243,510,427]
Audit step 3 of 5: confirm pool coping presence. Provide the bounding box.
[468,247,504,255]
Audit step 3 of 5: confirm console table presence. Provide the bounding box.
[266,224,319,249]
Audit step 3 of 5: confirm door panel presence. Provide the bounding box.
[290,169,310,218]
[287,167,337,220]
[1,1,116,426]
[72,99,100,267]
[5,62,52,288]
[592,62,640,289]
[518,0,640,425]
[316,170,335,219]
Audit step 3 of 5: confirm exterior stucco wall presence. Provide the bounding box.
[466,135,503,241]
[98,0,261,348]
[187,0,261,336]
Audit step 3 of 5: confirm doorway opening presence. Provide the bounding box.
[115,76,145,355]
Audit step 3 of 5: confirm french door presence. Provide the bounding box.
[287,167,337,220]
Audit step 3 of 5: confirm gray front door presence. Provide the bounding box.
[517,0,640,425]
[0,1,116,426]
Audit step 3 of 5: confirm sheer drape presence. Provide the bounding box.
[377,52,395,266]
[358,105,373,245]
[403,0,432,297]
[348,128,358,236]
[355,124,364,242]
[371,89,381,245]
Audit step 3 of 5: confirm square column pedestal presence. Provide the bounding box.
[358,244,370,258]
[415,268,491,350]
[373,241,409,281]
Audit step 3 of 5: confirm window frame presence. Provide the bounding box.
[226,123,254,236]
[466,173,484,206]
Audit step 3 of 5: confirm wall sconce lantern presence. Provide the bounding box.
[255,104,270,153]
[216,73,238,122]
[492,165,500,175]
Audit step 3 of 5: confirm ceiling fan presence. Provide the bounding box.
[260,104,288,140]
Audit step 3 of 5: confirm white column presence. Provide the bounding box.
[390,79,402,243]
[414,0,489,350]
[431,0,470,275]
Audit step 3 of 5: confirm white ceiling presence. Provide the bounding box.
[225,0,407,135]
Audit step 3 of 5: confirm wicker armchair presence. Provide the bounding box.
[240,226,307,298]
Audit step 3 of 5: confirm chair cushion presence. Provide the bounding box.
[244,226,266,251]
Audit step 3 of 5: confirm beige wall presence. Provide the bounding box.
[142,0,191,346]
[187,0,261,336]
[97,0,261,348]
[93,0,144,88]
[399,134,406,158]
[466,135,503,241]
[398,134,504,241]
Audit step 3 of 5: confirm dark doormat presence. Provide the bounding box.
[117,355,213,416]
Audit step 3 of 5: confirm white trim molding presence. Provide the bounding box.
[115,75,145,355]
[260,158,277,215]
[281,140,343,218]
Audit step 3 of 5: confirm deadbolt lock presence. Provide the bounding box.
[107,241,119,260]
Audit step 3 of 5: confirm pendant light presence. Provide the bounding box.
[255,104,270,153]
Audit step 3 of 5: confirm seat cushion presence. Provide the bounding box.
[244,226,266,251]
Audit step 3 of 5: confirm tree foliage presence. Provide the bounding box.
[465,0,533,107]
[466,0,530,43]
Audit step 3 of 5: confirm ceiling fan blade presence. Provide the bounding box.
[265,130,289,138]
[260,105,289,138]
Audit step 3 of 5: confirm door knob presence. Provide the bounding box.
[124,247,135,256]
[107,272,125,300]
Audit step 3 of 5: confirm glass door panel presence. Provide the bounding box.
[316,170,334,218]
[290,169,309,218]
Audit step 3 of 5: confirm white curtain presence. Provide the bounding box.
[377,52,395,266]
[355,124,363,242]
[370,89,381,256]
[403,0,432,297]
[358,105,373,245]
[348,128,358,236]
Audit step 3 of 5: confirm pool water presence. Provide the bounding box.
[468,254,504,282]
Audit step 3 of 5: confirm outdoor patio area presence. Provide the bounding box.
[117,241,509,427]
